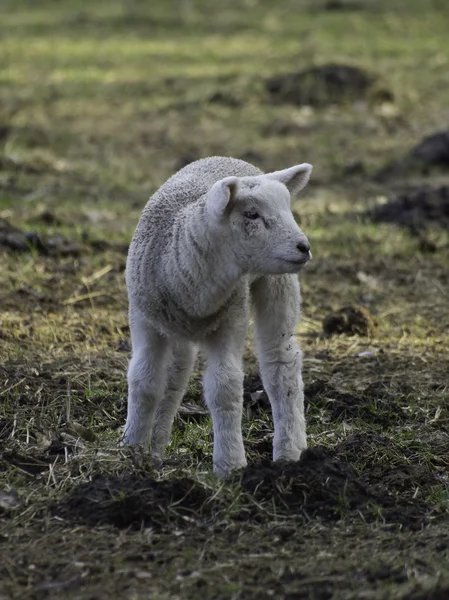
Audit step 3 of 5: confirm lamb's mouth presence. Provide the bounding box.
[279,257,310,266]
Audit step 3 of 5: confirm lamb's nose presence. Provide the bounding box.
[296,239,310,254]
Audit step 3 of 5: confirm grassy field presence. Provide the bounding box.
[1,0,449,598]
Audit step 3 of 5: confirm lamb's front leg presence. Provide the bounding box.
[203,309,248,477]
[252,274,307,462]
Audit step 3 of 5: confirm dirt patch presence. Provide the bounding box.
[322,0,364,10]
[370,186,449,231]
[375,131,449,181]
[266,64,392,107]
[241,446,428,528]
[241,447,369,519]
[0,218,129,256]
[55,474,214,531]
[88,238,129,253]
[406,586,449,600]
[0,218,81,256]
[54,443,436,533]
[322,305,377,336]
[411,130,449,168]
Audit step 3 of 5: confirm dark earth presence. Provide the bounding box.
[370,186,449,232]
[52,440,433,534]
[322,305,378,337]
[266,64,392,107]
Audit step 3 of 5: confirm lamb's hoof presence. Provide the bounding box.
[213,459,247,479]
[150,451,164,467]
[273,447,306,463]
[119,438,153,459]
[120,427,152,447]
[120,438,149,447]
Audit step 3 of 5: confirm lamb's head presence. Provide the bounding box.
[206,163,313,275]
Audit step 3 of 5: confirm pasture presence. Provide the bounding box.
[1,1,448,598]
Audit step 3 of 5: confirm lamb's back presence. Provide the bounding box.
[166,156,263,199]
[144,156,262,223]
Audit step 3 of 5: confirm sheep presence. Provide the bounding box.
[123,156,313,476]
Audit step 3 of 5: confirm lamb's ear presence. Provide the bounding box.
[264,163,313,195]
[206,176,240,220]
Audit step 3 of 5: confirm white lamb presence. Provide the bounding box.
[123,156,313,476]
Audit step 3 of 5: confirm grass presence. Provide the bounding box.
[1,0,449,598]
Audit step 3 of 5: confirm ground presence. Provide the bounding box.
[1,0,449,598]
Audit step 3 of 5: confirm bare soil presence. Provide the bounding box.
[370,186,449,231]
[265,64,391,107]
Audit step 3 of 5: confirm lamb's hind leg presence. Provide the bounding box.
[251,274,307,462]
[122,309,172,447]
[151,341,198,459]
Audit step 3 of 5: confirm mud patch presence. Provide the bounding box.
[0,218,81,256]
[0,218,129,256]
[322,305,377,336]
[406,585,449,600]
[88,238,129,254]
[55,474,214,531]
[322,0,364,10]
[266,64,391,107]
[411,130,449,168]
[375,131,449,181]
[370,186,449,231]
[242,447,368,520]
[241,446,429,528]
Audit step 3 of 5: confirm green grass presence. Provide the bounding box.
[1,0,449,598]
[2,0,449,214]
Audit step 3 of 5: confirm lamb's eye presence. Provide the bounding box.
[244,211,260,220]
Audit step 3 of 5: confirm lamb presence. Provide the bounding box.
[123,156,313,476]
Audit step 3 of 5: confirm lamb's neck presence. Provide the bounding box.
[165,202,242,317]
